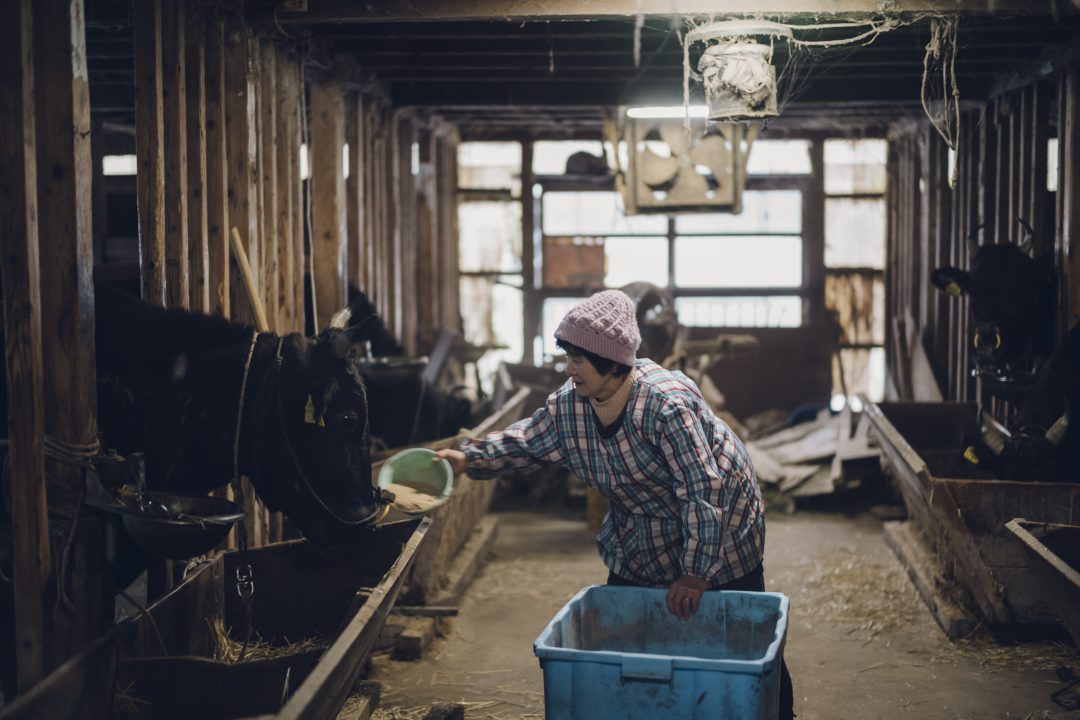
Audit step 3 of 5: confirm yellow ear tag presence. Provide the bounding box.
[946,281,963,297]
[963,446,980,465]
[304,395,317,424]
[317,415,326,428]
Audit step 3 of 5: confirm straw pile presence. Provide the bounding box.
[209,617,323,663]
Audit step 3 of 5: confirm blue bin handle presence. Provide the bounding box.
[621,655,673,682]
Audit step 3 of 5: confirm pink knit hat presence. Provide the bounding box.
[555,290,641,366]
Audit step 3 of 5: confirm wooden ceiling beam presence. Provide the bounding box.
[273,0,1065,23]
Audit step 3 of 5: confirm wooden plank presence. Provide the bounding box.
[0,0,50,690]
[203,1,229,318]
[224,6,258,326]
[1006,520,1080,646]
[91,118,108,265]
[185,0,210,313]
[994,97,1011,245]
[1060,65,1080,333]
[0,635,116,720]
[346,92,365,291]
[161,0,190,309]
[310,78,348,329]
[883,521,978,639]
[428,516,498,606]
[32,0,107,670]
[134,0,166,305]
[978,104,995,246]
[362,98,377,298]
[259,39,279,330]
[276,49,299,332]
[1028,80,1050,256]
[278,518,432,720]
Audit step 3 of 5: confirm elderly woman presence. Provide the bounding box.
[436,289,794,719]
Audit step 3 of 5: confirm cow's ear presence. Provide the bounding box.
[931,267,970,297]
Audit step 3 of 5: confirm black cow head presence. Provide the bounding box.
[931,220,1055,385]
[246,321,384,546]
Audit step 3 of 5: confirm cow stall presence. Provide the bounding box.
[0,518,429,720]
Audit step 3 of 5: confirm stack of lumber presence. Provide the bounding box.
[744,406,882,500]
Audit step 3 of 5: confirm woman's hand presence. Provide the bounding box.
[434,449,467,476]
[667,575,708,620]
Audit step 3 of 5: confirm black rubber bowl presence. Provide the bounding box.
[114,492,245,559]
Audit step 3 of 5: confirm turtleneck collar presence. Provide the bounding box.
[589,367,638,428]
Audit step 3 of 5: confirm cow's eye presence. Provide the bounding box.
[341,413,359,433]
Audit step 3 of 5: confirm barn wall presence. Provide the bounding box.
[886,67,1076,413]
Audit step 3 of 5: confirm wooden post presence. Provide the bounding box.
[282,54,304,333]
[346,92,366,292]
[363,99,377,301]
[394,112,416,352]
[310,77,347,329]
[995,97,1011,245]
[161,0,189,309]
[0,0,51,692]
[203,1,229,318]
[978,105,996,246]
[134,0,166,305]
[91,118,108,265]
[1060,65,1080,333]
[1029,80,1050,256]
[186,0,209,313]
[224,6,258,326]
[260,40,279,329]
[415,126,435,346]
[32,0,106,667]
[276,49,298,333]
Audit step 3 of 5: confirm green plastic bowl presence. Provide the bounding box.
[377,447,455,516]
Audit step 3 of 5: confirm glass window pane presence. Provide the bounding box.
[833,347,885,403]
[542,192,666,235]
[825,198,885,269]
[542,297,583,358]
[746,140,812,175]
[675,296,802,328]
[824,139,887,194]
[825,273,885,345]
[675,236,802,288]
[543,236,606,288]
[458,202,522,273]
[458,142,522,192]
[533,140,605,176]
[674,190,801,234]
[605,236,669,288]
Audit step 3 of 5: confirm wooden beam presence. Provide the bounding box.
[1029,80,1050,256]
[259,39,279,330]
[276,0,1055,22]
[32,0,106,670]
[204,1,229,317]
[276,48,299,332]
[310,78,347,329]
[285,54,305,333]
[185,0,210,313]
[0,0,51,692]
[346,92,365,291]
[161,0,189,309]
[1060,65,1080,333]
[134,0,166,304]
[224,5,258,327]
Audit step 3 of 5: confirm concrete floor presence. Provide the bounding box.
[370,507,1080,719]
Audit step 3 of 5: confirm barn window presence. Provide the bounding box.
[745,140,812,175]
[102,154,137,176]
[675,296,802,328]
[457,142,526,393]
[674,236,802,288]
[824,138,887,408]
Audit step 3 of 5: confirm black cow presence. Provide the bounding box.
[931,220,1056,387]
[932,221,1078,482]
[3,281,390,545]
[336,287,474,450]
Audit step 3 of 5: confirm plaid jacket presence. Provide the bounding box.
[462,359,765,586]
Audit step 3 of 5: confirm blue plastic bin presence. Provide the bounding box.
[534,586,789,720]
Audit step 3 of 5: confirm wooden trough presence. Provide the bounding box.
[866,401,1080,632]
[1005,519,1080,647]
[380,386,532,607]
[0,518,431,720]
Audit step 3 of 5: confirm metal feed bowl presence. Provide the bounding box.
[113,492,245,559]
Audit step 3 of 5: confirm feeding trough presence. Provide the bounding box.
[866,401,1080,631]
[0,518,431,720]
[1005,519,1080,646]
[108,491,245,559]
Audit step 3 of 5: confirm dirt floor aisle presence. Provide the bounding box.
[369,508,1080,719]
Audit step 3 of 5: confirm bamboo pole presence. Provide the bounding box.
[231,226,270,332]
